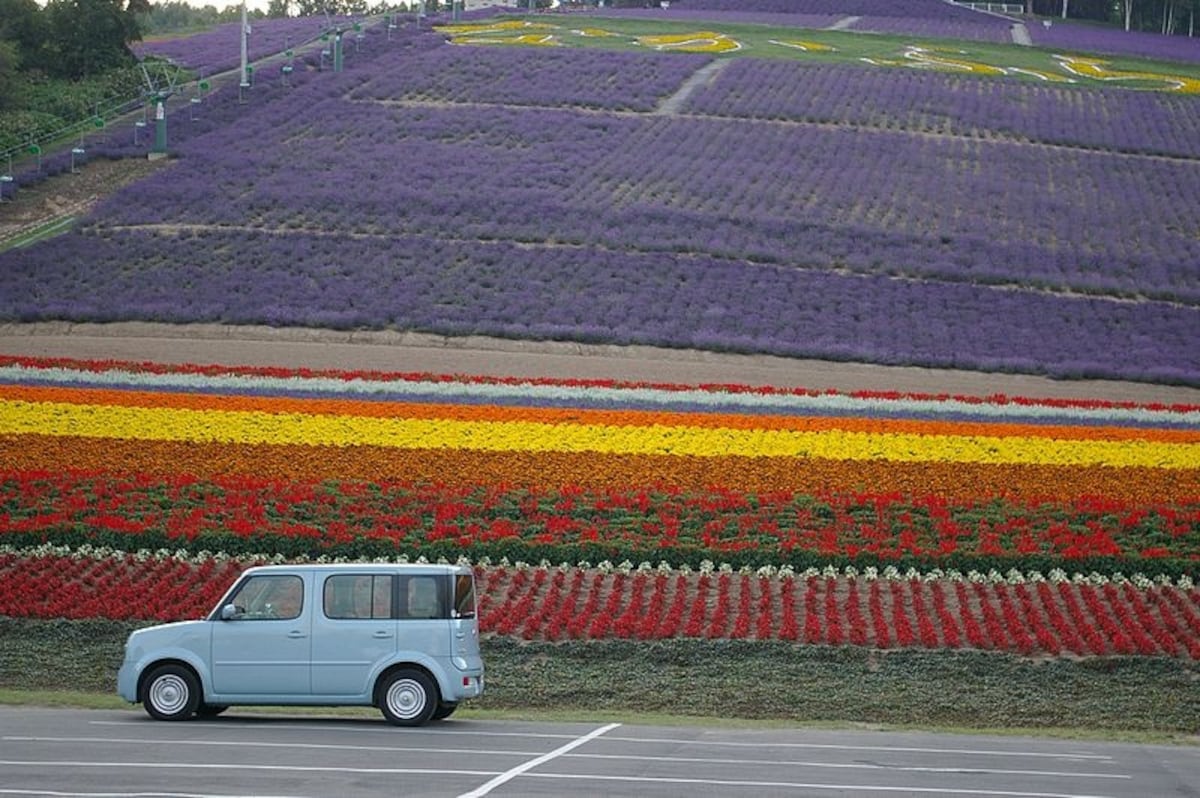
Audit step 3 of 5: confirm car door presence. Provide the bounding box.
[396,573,450,659]
[210,572,312,696]
[311,573,398,697]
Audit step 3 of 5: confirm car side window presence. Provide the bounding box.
[454,573,476,619]
[324,574,394,620]
[227,575,303,620]
[401,576,442,620]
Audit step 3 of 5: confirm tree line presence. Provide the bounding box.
[1,0,148,86]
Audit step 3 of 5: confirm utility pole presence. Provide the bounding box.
[240,1,250,100]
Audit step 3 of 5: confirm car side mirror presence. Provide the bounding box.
[220,604,241,621]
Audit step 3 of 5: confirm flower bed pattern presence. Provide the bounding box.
[593,0,1015,44]
[0,356,1197,658]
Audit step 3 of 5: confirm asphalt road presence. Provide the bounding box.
[2,321,1199,404]
[1,706,1197,798]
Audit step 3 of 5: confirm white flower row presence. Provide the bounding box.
[3,543,1193,591]
[4,363,1195,426]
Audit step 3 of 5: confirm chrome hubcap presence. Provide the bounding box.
[149,674,188,715]
[386,678,426,720]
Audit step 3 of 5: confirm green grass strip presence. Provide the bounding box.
[448,15,1200,90]
[3,617,1197,737]
[1,215,75,253]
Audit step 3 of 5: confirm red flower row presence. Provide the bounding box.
[474,567,1200,658]
[6,549,1197,659]
[0,552,248,621]
[3,471,1196,563]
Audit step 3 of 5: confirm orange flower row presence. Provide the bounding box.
[3,434,1194,504]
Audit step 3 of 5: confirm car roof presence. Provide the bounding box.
[241,562,471,576]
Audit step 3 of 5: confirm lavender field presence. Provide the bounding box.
[135,16,354,74]
[1027,19,1200,65]
[684,59,1200,159]
[3,19,1198,385]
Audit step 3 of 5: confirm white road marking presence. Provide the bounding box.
[6,735,539,758]
[5,735,1129,781]
[0,761,499,777]
[86,719,585,741]
[0,791,305,798]
[523,772,1119,797]
[456,722,620,798]
[84,719,1115,761]
[597,734,1117,762]
[0,762,1122,798]
[566,751,1130,779]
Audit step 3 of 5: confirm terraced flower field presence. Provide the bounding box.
[1,356,1195,661]
[3,4,1200,727]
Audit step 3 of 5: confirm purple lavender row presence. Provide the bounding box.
[90,98,1200,304]
[349,43,710,111]
[0,228,1194,385]
[847,14,1013,43]
[1026,18,1200,65]
[684,59,1200,160]
[134,16,354,75]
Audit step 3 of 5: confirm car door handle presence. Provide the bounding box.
[287,631,307,639]
[372,631,394,639]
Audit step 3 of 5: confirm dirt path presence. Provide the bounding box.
[2,320,1197,404]
[655,59,731,115]
[0,158,168,246]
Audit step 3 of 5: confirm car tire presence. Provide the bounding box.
[378,669,437,727]
[143,664,200,721]
[432,702,458,721]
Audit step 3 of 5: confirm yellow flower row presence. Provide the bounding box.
[2,400,1196,470]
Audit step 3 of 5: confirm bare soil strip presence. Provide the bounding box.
[2,321,1197,404]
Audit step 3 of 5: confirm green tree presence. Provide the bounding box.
[0,40,20,111]
[138,1,223,34]
[293,0,369,15]
[0,0,46,69]
[40,0,142,80]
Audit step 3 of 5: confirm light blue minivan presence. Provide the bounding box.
[117,563,484,725]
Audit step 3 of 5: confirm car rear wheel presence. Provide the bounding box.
[378,669,437,726]
[143,664,200,721]
[432,702,457,721]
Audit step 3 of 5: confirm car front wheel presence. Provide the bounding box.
[378,669,437,726]
[143,664,200,721]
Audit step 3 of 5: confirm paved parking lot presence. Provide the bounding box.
[1,707,1197,797]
